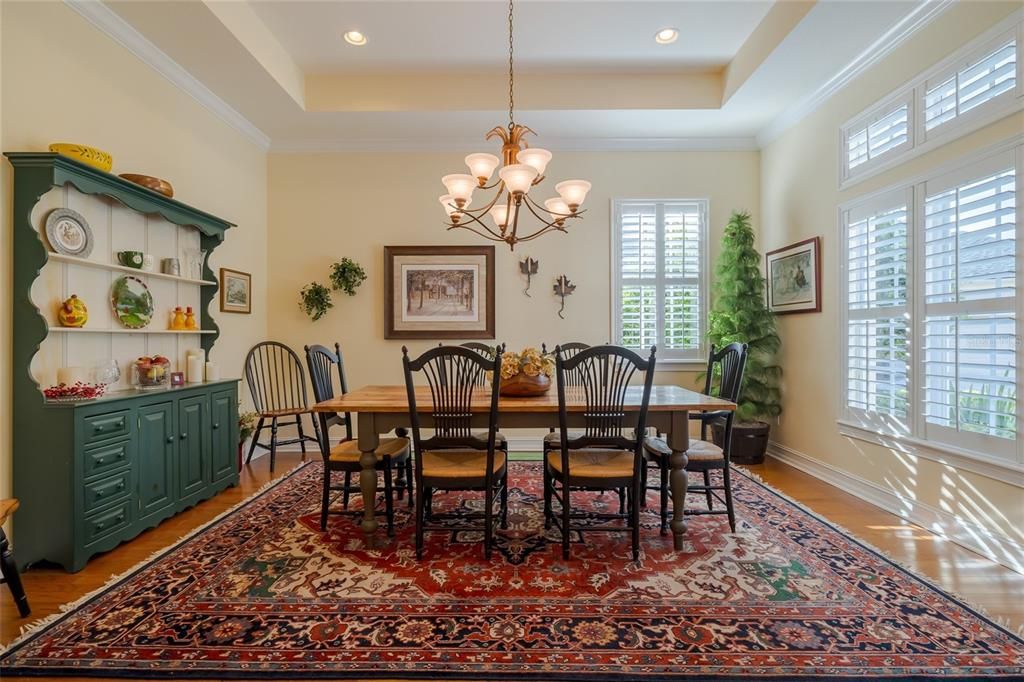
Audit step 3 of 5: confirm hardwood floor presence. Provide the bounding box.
[2,451,1021,676]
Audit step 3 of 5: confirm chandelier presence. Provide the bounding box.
[438,0,591,250]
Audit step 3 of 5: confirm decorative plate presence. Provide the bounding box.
[111,275,154,329]
[45,208,94,257]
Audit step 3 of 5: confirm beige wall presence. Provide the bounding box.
[761,0,1024,559]
[267,150,759,408]
[0,2,269,510]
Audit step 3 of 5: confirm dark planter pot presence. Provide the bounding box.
[711,421,771,465]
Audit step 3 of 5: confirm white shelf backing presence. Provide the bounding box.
[47,252,216,286]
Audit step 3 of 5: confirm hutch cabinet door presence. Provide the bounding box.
[210,389,236,482]
[138,402,176,521]
[178,395,210,499]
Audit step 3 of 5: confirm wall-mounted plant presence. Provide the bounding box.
[299,282,333,321]
[330,258,367,296]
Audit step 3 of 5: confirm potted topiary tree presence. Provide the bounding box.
[706,210,782,464]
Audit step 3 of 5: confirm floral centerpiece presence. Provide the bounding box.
[499,346,556,396]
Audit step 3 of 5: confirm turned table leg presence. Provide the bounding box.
[356,413,381,547]
[667,410,690,551]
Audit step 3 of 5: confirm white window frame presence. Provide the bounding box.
[839,10,1023,190]
[610,198,709,364]
[837,135,1024,485]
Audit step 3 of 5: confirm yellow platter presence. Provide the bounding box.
[48,143,113,172]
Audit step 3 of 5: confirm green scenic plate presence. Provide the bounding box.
[111,275,154,329]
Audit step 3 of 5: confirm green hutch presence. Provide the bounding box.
[6,152,241,572]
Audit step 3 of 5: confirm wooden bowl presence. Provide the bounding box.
[119,173,174,198]
[49,143,113,172]
[500,372,551,397]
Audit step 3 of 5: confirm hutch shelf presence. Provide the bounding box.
[6,152,240,572]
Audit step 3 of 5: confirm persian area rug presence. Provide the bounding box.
[2,462,1021,680]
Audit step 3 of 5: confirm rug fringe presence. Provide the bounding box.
[1,461,312,655]
[735,465,1024,640]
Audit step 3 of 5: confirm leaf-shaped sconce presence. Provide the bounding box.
[553,274,576,319]
[519,256,539,296]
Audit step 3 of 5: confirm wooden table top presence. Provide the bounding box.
[312,385,735,414]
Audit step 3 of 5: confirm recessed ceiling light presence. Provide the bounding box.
[344,30,367,46]
[655,27,678,45]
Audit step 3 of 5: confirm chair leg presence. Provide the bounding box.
[395,457,407,500]
[414,478,426,560]
[342,471,352,509]
[617,488,626,515]
[659,458,670,535]
[296,417,308,458]
[406,457,414,508]
[543,463,553,530]
[245,418,265,464]
[500,469,509,530]
[425,487,434,520]
[723,464,737,533]
[320,466,331,530]
[561,481,571,560]
[484,481,494,560]
[0,528,30,618]
[631,475,641,562]
[703,470,714,510]
[640,459,649,510]
[269,417,279,473]
[383,460,395,538]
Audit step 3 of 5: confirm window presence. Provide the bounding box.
[612,200,707,362]
[839,13,1022,188]
[840,143,1021,466]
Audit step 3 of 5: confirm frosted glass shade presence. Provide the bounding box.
[543,197,571,223]
[489,202,517,228]
[517,148,552,176]
[465,153,500,183]
[499,164,539,194]
[441,174,477,203]
[555,179,591,209]
[439,194,470,218]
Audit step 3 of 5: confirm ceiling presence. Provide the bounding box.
[89,0,938,150]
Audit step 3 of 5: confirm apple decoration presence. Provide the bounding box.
[134,355,171,388]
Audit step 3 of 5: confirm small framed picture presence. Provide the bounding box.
[766,237,821,314]
[220,268,252,314]
[170,372,185,387]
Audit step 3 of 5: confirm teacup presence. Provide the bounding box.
[141,254,155,271]
[116,251,144,268]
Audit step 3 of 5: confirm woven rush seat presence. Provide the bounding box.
[643,436,724,461]
[329,437,410,463]
[421,450,507,486]
[543,430,582,445]
[546,449,636,481]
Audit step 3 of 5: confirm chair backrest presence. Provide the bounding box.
[402,345,502,454]
[304,342,352,439]
[700,342,748,403]
[556,341,591,387]
[244,341,310,414]
[555,344,656,454]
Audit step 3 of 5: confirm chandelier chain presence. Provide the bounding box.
[508,0,515,130]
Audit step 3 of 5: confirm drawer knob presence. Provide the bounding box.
[180,433,188,440]
[213,423,220,429]
[95,425,104,432]
[166,436,175,444]
[96,490,105,498]
[97,457,107,465]
[96,522,105,530]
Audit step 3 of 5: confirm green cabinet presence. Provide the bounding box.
[211,389,237,483]
[178,395,210,504]
[138,402,176,523]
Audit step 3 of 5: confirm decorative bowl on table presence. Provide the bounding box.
[48,143,113,172]
[133,356,171,389]
[498,347,555,397]
[118,173,174,198]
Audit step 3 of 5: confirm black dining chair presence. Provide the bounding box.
[545,344,656,561]
[306,343,412,535]
[243,341,321,472]
[643,342,748,533]
[403,345,508,560]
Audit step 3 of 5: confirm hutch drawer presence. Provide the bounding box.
[83,499,133,546]
[83,470,132,514]
[83,440,134,480]
[82,410,132,445]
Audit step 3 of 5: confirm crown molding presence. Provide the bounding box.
[64,0,271,150]
[269,136,760,154]
[756,0,957,148]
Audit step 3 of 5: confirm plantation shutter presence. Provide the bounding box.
[921,150,1016,458]
[846,103,911,173]
[615,200,706,360]
[924,39,1017,132]
[843,189,911,431]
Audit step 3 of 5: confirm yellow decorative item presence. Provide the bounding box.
[57,294,88,328]
[184,306,198,330]
[171,306,187,330]
[497,346,555,396]
[48,143,113,172]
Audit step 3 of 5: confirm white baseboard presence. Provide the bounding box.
[767,441,1024,573]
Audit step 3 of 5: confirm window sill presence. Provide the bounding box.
[836,419,1023,487]
[652,358,707,369]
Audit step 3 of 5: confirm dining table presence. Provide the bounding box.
[311,384,736,551]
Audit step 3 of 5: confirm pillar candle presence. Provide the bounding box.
[57,367,88,385]
[187,355,204,383]
[205,361,220,382]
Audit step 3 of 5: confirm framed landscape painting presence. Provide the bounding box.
[766,237,821,314]
[384,245,495,339]
[219,268,252,314]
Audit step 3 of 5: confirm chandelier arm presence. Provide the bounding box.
[447,223,504,243]
[522,193,576,219]
[449,182,507,217]
[449,207,506,240]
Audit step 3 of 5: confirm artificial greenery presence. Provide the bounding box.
[707,210,782,423]
[330,258,367,296]
[238,411,258,446]
[299,282,333,321]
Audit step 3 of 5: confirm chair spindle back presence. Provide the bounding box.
[244,341,311,414]
[304,343,352,439]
